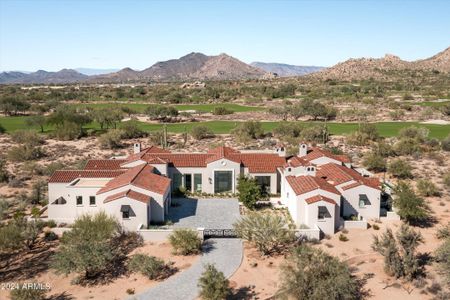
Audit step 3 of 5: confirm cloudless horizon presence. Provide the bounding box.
[0,0,449,72]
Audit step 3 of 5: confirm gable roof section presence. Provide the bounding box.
[104,189,150,204]
[125,146,171,163]
[318,163,380,190]
[285,175,340,196]
[205,146,242,164]
[84,159,127,170]
[304,147,351,164]
[97,164,171,195]
[285,156,312,168]
[143,153,212,167]
[238,154,286,173]
[305,195,337,205]
[49,170,126,183]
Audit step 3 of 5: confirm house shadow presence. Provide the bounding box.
[167,197,198,223]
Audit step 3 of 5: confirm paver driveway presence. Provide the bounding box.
[168,198,240,229]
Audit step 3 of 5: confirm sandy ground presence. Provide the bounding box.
[0,241,199,300]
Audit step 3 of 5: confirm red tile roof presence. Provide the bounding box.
[304,147,351,164]
[125,146,171,163]
[49,170,126,183]
[285,156,312,168]
[104,189,150,204]
[143,153,212,167]
[84,159,127,170]
[238,154,286,173]
[286,175,340,196]
[97,164,171,195]
[305,195,337,205]
[317,163,380,190]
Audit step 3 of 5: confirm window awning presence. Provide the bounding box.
[120,205,131,212]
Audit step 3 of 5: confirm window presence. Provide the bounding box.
[172,173,182,191]
[120,205,131,219]
[122,211,130,219]
[359,194,369,208]
[89,196,96,206]
[318,206,328,220]
[214,171,233,193]
[255,176,271,193]
[76,196,82,206]
[194,174,202,192]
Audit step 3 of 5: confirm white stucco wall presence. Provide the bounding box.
[309,156,342,166]
[338,184,381,220]
[104,197,149,230]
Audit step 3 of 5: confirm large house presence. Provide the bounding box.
[48,143,382,234]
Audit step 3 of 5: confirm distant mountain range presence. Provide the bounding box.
[1,47,449,84]
[250,62,324,77]
[312,46,450,80]
[75,68,120,76]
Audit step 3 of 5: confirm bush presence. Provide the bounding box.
[212,106,233,115]
[388,159,413,179]
[44,231,58,242]
[394,138,422,156]
[0,123,5,134]
[128,254,168,280]
[120,121,145,139]
[232,121,264,142]
[393,182,430,225]
[52,121,82,140]
[191,125,214,140]
[237,175,261,210]
[0,158,10,183]
[300,125,327,143]
[7,144,45,162]
[168,228,202,255]
[233,212,293,255]
[0,219,43,252]
[98,129,123,149]
[372,224,423,280]
[51,212,122,280]
[347,123,380,146]
[442,134,450,151]
[444,172,450,190]
[198,264,230,300]
[416,179,440,197]
[11,130,44,146]
[363,152,387,172]
[0,199,9,221]
[277,245,365,300]
[10,283,47,300]
[436,223,450,240]
[435,238,450,285]
[339,234,349,242]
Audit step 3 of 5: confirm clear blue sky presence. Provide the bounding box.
[0,0,449,72]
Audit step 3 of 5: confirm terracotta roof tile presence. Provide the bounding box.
[317,163,380,190]
[143,153,212,167]
[84,159,127,170]
[49,170,126,183]
[285,156,312,168]
[286,175,340,196]
[104,189,150,204]
[126,146,171,163]
[304,147,351,164]
[305,195,337,205]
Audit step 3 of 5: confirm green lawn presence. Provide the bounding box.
[1,117,449,139]
[405,100,450,107]
[72,102,265,113]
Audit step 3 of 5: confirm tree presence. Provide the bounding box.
[30,180,47,205]
[168,228,202,255]
[25,115,46,133]
[47,105,91,139]
[0,123,5,134]
[0,158,10,183]
[237,176,261,210]
[120,121,145,139]
[416,179,440,197]
[198,264,231,300]
[128,254,169,280]
[362,152,387,172]
[372,224,423,280]
[145,105,178,121]
[347,123,380,146]
[277,245,365,300]
[98,129,123,149]
[9,283,47,300]
[442,134,450,151]
[51,212,121,280]
[269,106,290,121]
[191,125,214,140]
[212,106,233,115]
[435,237,450,286]
[0,219,43,252]
[388,159,413,179]
[393,182,430,225]
[232,121,264,142]
[233,212,293,255]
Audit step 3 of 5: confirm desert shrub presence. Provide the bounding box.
[145,105,178,120]
[212,106,233,115]
[273,122,303,139]
[99,129,123,149]
[7,144,45,162]
[234,212,293,255]
[372,224,423,280]
[11,130,44,146]
[44,231,58,242]
[168,228,202,255]
[52,122,82,140]
[435,238,450,286]
[372,141,395,157]
[51,212,122,280]
[363,152,387,172]
[0,158,10,182]
[416,179,440,197]
[0,219,43,252]
[394,138,422,156]
[339,234,349,242]
[44,161,66,176]
[232,121,264,142]
[347,122,380,146]
[237,175,261,210]
[30,180,47,205]
[393,182,430,225]
[372,224,380,230]
[0,199,9,221]
[436,223,450,240]
[444,172,450,190]
[120,121,145,139]
[442,134,450,151]
[9,283,47,300]
[198,264,230,300]
[388,159,413,179]
[399,126,429,141]
[128,254,168,280]
[300,125,328,143]
[277,244,365,300]
[0,123,5,134]
[191,125,214,140]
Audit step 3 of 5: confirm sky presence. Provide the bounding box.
[0,0,449,72]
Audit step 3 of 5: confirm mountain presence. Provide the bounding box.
[0,69,88,84]
[250,62,324,77]
[313,47,450,80]
[75,68,120,76]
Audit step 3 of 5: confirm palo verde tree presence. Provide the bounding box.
[393,182,430,225]
[237,175,261,210]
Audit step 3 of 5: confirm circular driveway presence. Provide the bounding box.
[168,198,240,229]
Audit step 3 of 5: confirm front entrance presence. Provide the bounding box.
[184,174,192,192]
[214,171,233,193]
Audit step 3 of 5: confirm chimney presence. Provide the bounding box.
[133,143,141,154]
[299,143,307,157]
[276,146,286,157]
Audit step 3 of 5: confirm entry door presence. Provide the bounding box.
[184,174,192,192]
[214,171,233,193]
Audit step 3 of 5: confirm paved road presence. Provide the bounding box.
[130,238,243,300]
[168,198,240,229]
